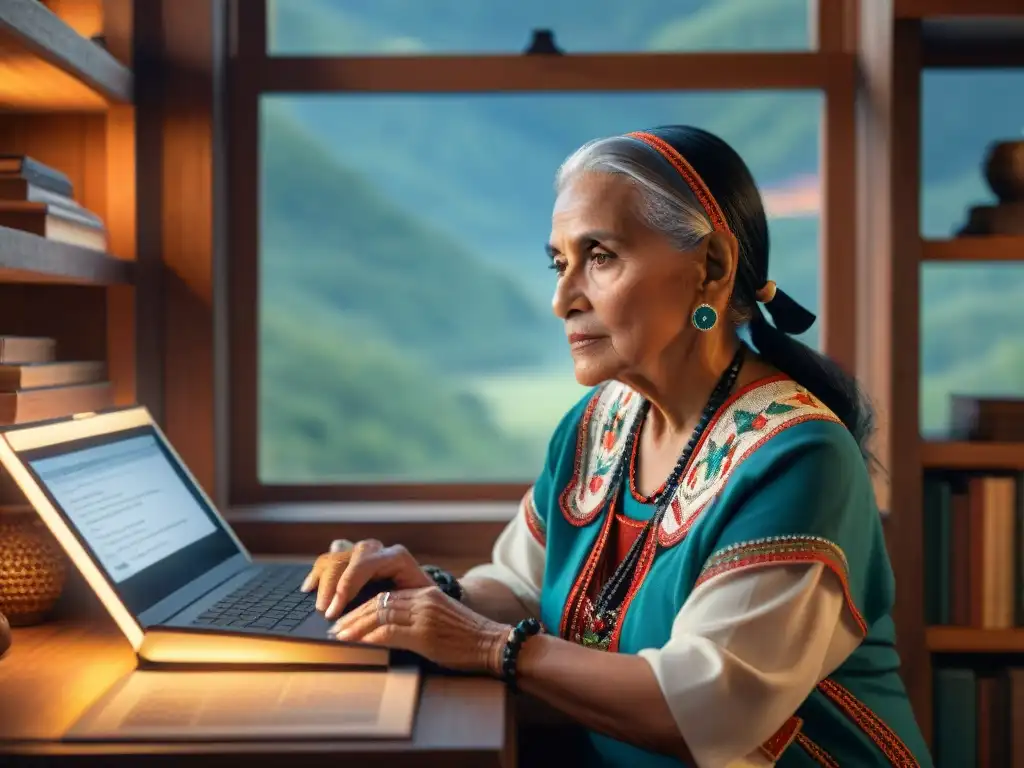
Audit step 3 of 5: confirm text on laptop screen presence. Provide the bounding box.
[29,435,219,582]
[21,426,242,617]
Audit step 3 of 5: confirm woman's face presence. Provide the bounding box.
[548,172,729,388]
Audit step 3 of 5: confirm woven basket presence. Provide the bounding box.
[0,507,67,626]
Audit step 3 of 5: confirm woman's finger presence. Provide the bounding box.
[325,539,385,619]
[299,552,330,593]
[316,555,352,612]
[333,587,421,633]
[332,591,411,641]
[358,622,414,650]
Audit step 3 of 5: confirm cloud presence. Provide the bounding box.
[762,173,820,219]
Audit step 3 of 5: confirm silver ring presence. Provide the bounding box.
[379,591,392,610]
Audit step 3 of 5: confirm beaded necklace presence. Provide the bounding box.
[579,344,747,650]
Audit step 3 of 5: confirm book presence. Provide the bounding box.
[0,360,105,392]
[0,178,104,228]
[933,667,976,766]
[0,381,114,425]
[925,474,1022,628]
[0,155,74,198]
[0,336,55,364]
[0,201,107,251]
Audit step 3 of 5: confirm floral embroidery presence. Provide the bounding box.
[696,535,867,635]
[795,732,839,767]
[522,488,545,545]
[578,595,616,650]
[817,679,920,767]
[560,384,644,526]
[559,377,841,543]
[658,376,842,547]
[760,716,802,762]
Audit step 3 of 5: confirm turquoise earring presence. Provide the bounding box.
[692,304,718,332]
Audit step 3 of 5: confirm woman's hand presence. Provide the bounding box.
[330,586,511,674]
[300,539,434,620]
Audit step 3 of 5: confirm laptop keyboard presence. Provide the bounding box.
[189,565,317,633]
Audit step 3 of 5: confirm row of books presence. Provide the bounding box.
[933,666,1024,767]
[923,473,1024,628]
[0,154,107,251]
[0,335,112,426]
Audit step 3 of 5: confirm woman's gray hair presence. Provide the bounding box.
[554,136,714,252]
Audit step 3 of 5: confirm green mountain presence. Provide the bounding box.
[261,102,555,373]
[259,0,1024,483]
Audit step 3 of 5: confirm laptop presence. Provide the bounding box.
[0,406,391,670]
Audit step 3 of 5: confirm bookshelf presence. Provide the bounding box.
[862,0,1024,752]
[0,0,136,407]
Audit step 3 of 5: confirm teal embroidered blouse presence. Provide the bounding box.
[480,375,932,767]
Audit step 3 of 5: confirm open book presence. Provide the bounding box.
[64,667,421,742]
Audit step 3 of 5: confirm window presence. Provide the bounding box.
[266,0,813,56]
[230,0,852,503]
[920,70,1024,438]
[258,92,822,485]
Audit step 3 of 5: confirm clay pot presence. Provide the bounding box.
[0,507,66,627]
[0,611,10,658]
[985,140,1024,202]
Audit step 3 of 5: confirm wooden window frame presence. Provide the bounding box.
[225,0,859,507]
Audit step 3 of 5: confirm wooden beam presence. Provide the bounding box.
[819,0,858,371]
[856,0,930,741]
[102,0,136,407]
[226,0,263,505]
[255,52,847,93]
[132,0,226,498]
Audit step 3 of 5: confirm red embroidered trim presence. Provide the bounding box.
[795,732,839,767]
[760,716,802,761]
[627,415,664,503]
[695,537,867,635]
[626,131,731,234]
[817,679,920,767]
[558,387,605,526]
[559,495,617,640]
[522,489,546,545]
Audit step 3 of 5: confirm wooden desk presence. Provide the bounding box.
[0,619,515,767]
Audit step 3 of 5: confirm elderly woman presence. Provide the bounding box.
[301,126,931,768]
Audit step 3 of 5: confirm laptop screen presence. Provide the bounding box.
[20,425,242,616]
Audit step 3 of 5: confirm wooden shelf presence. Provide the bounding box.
[0,225,133,285]
[0,0,132,110]
[921,441,1024,470]
[922,236,1024,262]
[928,627,1024,653]
[898,0,1024,18]
[922,18,1024,67]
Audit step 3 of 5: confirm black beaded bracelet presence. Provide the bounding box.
[500,617,542,692]
[422,565,464,603]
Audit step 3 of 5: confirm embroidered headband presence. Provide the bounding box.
[625,130,817,336]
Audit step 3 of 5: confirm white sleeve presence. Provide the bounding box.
[637,563,862,768]
[462,489,546,617]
